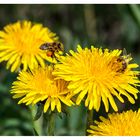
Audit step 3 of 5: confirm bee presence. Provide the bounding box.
[116,48,131,73]
[39,42,64,58]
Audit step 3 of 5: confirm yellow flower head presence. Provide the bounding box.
[87,109,140,136]
[53,45,140,112]
[0,20,59,72]
[11,66,73,112]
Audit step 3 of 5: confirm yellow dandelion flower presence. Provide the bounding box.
[11,66,73,112]
[53,45,140,112]
[87,109,140,136]
[0,20,59,72]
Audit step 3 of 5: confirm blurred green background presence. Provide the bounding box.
[0,4,140,136]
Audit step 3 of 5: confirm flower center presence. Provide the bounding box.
[11,29,43,54]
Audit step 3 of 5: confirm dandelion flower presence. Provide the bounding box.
[53,45,140,112]
[11,66,73,112]
[87,109,140,136]
[0,20,59,72]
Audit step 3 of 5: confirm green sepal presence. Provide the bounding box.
[33,103,43,121]
[33,128,39,136]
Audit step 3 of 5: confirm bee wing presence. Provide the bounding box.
[40,44,48,50]
[122,48,132,63]
[123,48,131,57]
[123,48,127,56]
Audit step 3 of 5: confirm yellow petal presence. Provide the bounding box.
[51,98,56,111]
[76,89,87,105]
[44,98,51,112]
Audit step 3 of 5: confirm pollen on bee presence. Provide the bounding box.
[46,51,53,57]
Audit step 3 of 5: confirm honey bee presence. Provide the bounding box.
[116,48,131,73]
[39,42,64,58]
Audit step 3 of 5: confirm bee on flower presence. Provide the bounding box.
[53,45,140,112]
[39,41,64,59]
[0,20,60,72]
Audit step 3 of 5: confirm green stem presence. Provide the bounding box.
[48,111,55,136]
[29,105,43,136]
[86,109,93,136]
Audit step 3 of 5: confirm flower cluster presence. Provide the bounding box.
[0,20,140,136]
